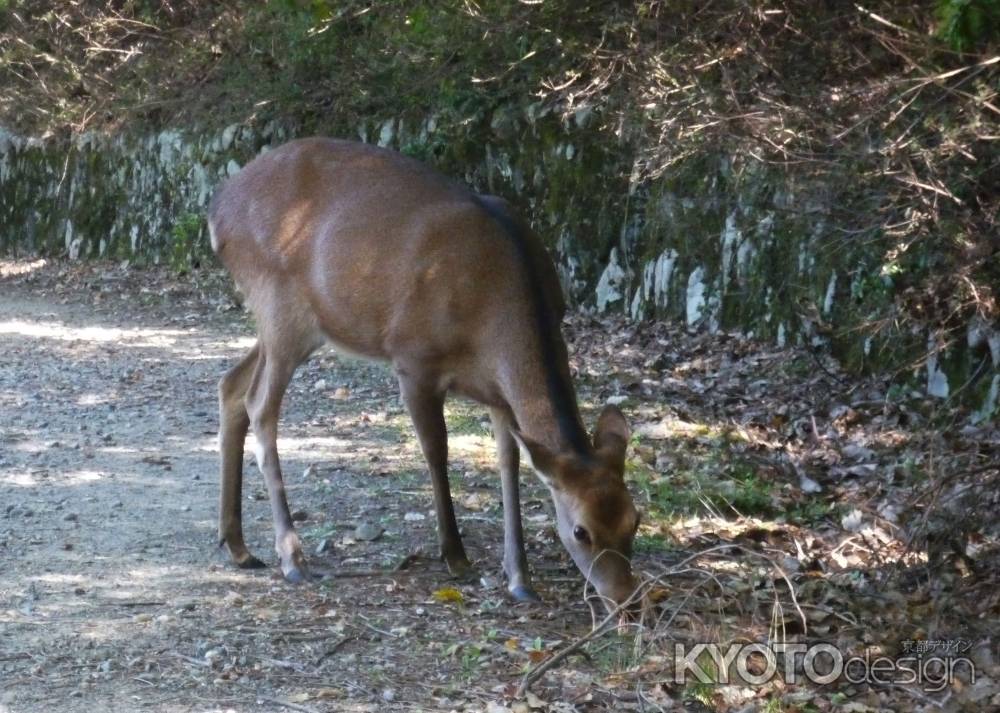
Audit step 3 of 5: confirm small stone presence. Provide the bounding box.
[332,387,350,400]
[181,505,191,512]
[316,538,334,555]
[525,691,547,709]
[403,512,426,522]
[645,352,670,370]
[133,613,152,623]
[223,591,245,607]
[382,688,396,703]
[63,512,78,522]
[303,464,318,478]
[74,587,86,595]
[479,576,499,590]
[191,474,200,481]
[353,522,384,542]
[290,510,308,522]
[842,442,874,460]
[313,379,327,392]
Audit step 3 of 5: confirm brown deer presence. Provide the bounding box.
[209,138,640,608]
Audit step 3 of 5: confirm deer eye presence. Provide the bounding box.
[573,525,591,544]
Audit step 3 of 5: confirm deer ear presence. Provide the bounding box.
[511,430,560,490]
[593,404,630,471]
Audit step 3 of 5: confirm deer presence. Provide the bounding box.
[208,138,641,610]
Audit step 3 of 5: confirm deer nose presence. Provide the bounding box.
[611,580,648,631]
[601,573,641,612]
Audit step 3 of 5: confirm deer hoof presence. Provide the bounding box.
[509,585,542,603]
[282,563,311,584]
[280,550,313,583]
[444,554,473,578]
[236,554,267,570]
[220,539,266,570]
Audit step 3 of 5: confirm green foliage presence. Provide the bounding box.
[629,432,837,528]
[630,453,777,520]
[634,532,673,554]
[684,679,718,705]
[445,639,485,682]
[788,497,838,526]
[168,211,203,273]
[444,408,488,436]
[589,632,643,674]
[270,0,334,23]
[400,136,447,163]
[937,0,1000,51]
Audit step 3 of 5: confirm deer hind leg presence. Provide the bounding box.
[218,342,264,569]
[397,370,471,576]
[490,407,540,603]
[244,322,320,583]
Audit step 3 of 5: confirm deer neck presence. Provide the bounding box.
[501,350,592,458]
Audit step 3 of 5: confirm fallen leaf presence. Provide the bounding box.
[527,649,548,663]
[432,587,464,604]
[525,690,546,708]
[841,508,864,532]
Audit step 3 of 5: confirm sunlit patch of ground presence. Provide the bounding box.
[0,257,47,277]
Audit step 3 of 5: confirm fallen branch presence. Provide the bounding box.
[257,696,320,713]
[516,596,635,697]
[324,552,421,578]
[517,543,807,697]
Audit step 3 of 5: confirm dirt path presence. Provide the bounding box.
[0,260,604,712]
[2,259,998,713]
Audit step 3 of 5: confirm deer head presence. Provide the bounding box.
[514,405,641,611]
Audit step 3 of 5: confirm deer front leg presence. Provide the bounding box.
[218,344,265,569]
[490,408,540,602]
[245,349,311,583]
[398,371,470,575]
